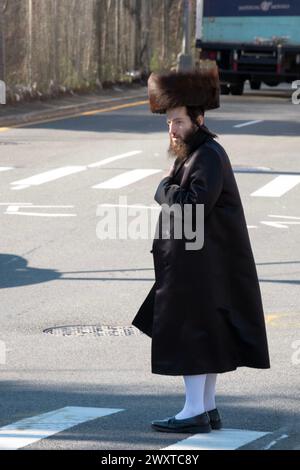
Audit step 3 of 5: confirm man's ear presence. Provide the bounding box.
[196,115,204,126]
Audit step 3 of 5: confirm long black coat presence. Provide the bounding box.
[132,129,270,376]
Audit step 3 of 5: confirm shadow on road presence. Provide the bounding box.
[0,254,60,288]
[0,379,298,449]
[1,254,299,289]
[0,254,155,288]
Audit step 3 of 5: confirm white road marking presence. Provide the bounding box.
[0,167,14,172]
[162,428,270,450]
[92,169,162,189]
[263,434,289,450]
[234,120,263,128]
[261,221,300,228]
[9,151,143,190]
[260,214,300,228]
[5,204,76,217]
[88,150,142,168]
[0,406,123,450]
[268,214,300,219]
[0,202,33,205]
[6,205,74,209]
[10,166,87,190]
[251,175,300,197]
[6,212,76,217]
[11,185,30,190]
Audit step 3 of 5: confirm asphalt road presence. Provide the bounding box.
[0,82,299,450]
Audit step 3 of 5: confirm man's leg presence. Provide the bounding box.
[175,374,206,420]
[204,373,217,411]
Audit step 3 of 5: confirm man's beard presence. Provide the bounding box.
[167,127,197,162]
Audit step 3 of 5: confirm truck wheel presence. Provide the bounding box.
[230,82,244,95]
[220,84,230,95]
[264,81,280,87]
[250,80,261,90]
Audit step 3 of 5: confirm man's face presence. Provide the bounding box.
[166,107,201,160]
[167,106,195,142]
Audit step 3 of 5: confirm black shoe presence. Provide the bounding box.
[151,411,211,433]
[207,408,222,430]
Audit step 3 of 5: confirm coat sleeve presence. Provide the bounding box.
[154,149,223,218]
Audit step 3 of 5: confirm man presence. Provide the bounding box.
[131,68,270,434]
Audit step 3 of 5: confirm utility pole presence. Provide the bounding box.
[0,0,5,81]
[196,0,204,43]
[28,0,32,87]
[0,0,6,103]
[177,0,193,71]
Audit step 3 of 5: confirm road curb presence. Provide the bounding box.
[0,90,148,128]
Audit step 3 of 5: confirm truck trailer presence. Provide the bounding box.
[196,0,300,94]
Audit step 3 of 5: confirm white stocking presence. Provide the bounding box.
[204,373,217,412]
[175,374,206,420]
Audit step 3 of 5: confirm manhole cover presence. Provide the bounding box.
[43,324,144,337]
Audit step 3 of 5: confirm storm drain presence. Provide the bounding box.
[43,324,144,337]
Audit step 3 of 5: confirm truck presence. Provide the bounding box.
[196,0,300,94]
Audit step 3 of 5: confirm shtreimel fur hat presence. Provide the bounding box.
[148,66,220,114]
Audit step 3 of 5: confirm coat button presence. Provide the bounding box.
[150,249,153,253]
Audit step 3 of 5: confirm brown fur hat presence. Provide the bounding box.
[148,66,220,114]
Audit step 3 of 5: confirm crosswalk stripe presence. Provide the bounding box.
[10,166,87,190]
[88,150,142,168]
[8,151,143,190]
[92,169,162,189]
[162,428,270,450]
[0,406,124,450]
[251,175,300,197]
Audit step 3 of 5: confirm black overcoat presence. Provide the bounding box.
[132,129,270,375]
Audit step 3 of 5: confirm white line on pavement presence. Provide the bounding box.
[5,204,76,217]
[268,214,300,219]
[251,175,300,197]
[261,221,300,228]
[10,166,87,190]
[88,150,142,168]
[263,434,289,450]
[162,428,270,450]
[92,169,162,189]
[234,120,263,128]
[6,205,74,208]
[0,406,124,450]
[0,167,14,172]
[9,151,143,190]
[6,211,76,217]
